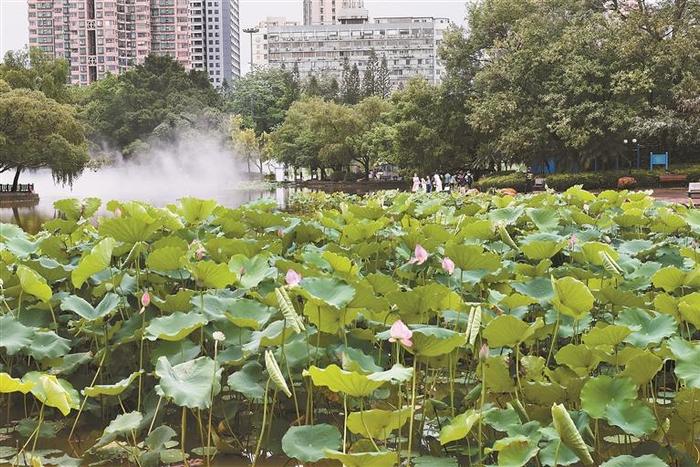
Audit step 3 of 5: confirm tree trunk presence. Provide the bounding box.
[12,167,22,192]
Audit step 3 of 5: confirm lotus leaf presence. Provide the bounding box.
[303,365,385,397]
[323,450,396,467]
[94,411,143,447]
[552,276,594,319]
[439,409,480,445]
[0,373,34,393]
[23,372,80,416]
[600,455,669,467]
[17,265,52,303]
[145,312,208,341]
[189,260,236,289]
[0,315,35,355]
[347,407,411,440]
[60,293,120,321]
[154,356,222,409]
[300,277,356,309]
[71,237,115,288]
[281,424,342,462]
[82,371,142,397]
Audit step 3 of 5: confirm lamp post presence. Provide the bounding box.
[242,27,260,71]
[623,138,641,171]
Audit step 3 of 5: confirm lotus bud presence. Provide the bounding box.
[568,234,577,249]
[409,244,428,265]
[212,331,225,342]
[141,290,151,308]
[277,228,285,238]
[442,257,455,274]
[388,319,413,347]
[478,343,489,361]
[285,269,301,287]
[114,207,122,217]
[195,246,206,260]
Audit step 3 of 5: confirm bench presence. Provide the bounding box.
[689,183,700,199]
[659,174,688,184]
[533,177,546,191]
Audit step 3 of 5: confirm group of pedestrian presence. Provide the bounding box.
[411,171,474,193]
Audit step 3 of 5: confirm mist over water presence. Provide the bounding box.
[1,133,283,230]
[31,133,248,204]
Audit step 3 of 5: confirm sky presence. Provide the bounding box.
[0,0,467,74]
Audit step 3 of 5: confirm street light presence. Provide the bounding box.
[623,138,641,171]
[242,27,260,71]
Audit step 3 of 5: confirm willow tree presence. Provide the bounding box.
[0,86,89,191]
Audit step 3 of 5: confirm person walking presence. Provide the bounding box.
[466,171,474,189]
[433,173,443,192]
[425,176,433,193]
[412,173,420,192]
[420,177,427,192]
[444,172,452,191]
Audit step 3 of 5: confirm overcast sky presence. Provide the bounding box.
[0,0,467,74]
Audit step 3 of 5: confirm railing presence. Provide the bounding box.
[0,184,35,193]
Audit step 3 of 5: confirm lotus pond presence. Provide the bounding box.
[1,188,699,467]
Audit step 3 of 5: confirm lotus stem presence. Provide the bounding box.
[206,339,221,467]
[406,356,418,464]
[147,396,163,435]
[252,378,271,467]
[30,403,44,455]
[181,407,188,467]
[69,350,106,441]
[137,312,146,412]
[546,312,560,367]
[359,400,380,452]
[343,394,348,454]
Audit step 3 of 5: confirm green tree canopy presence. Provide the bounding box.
[0,88,89,190]
[0,48,70,103]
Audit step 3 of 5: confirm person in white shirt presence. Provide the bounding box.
[433,173,443,192]
[412,173,420,192]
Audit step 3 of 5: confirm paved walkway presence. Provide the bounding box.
[651,187,695,204]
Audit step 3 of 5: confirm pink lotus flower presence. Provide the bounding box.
[195,246,206,260]
[568,234,577,249]
[285,269,301,287]
[409,244,429,265]
[388,320,413,347]
[141,290,150,308]
[442,257,455,274]
[114,208,122,217]
[478,343,489,361]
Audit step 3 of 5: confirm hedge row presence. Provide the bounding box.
[475,164,700,192]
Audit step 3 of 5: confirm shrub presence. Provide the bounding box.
[474,172,527,192]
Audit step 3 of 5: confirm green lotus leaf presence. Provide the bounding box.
[551,276,594,319]
[403,326,465,357]
[27,331,71,360]
[582,324,631,347]
[651,266,686,293]
[620,352,663,386]
[60,293,120,321]
[618,308,676,347]
[527,208,560,231]
[150,339,201,366]
[366,364,413,383]
[523,382,567,406]
[605,400,657,436]
[189,260,237,289]
[538,428,580,466]
[243,320,295,353]
[577,242,619,266]
[600,455,669,467]
[205,237,261,263]
[678,292,700,328]
[580,375,636,419]
[72,237,115,288]
[300,277,356,309]
[555,344,600,377]
[0,315,35,355]
[83,371,142,397]
[94,411,143,447]
[511,277,554,302]
[23,372,80,416]
[145,312,208,341]
[16,265,52,303]
[347,408,411,440]
[0,373,34,394]
[46,352,93,376]
[179,197,218,224]
[668,337,700,388]
[323,450,396,467]
[339,346,383,373]
[54,198,100,221]
[487,434,541,467]
[488,206,524,225]
[483,315,529,348]
[99,216,160,244]
[224,299,275,330]
[478,356,515,393]
[444,244,501,271]
[439,409,480,445]
[413,457,458,467]
[305,301,358,334]
[145,425,177,451]
[303,365,385,397]
[281,424,342,463]
[153,289,196,313]
[228,254,277,289]
[154,356,222,409]
[227,361,266,400]
[146,246,186,271]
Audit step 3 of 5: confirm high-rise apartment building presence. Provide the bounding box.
[303,0,368,26]
[266,16,450,89]
[27,0,240,86]
[250,16,299,67]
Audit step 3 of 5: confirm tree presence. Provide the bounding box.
[81,54,223,151]
[227,67,298,136]
[305,75,323,97]
[230,115,268,173]
[0,48,70,103]
[347,96,393,177]
[0,87,89,190]
[341,58,362,105]
[376,56,392,99]
[362,50,379,97]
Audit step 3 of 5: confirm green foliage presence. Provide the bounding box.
[1,189,698,465]
[0,48,70,102]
